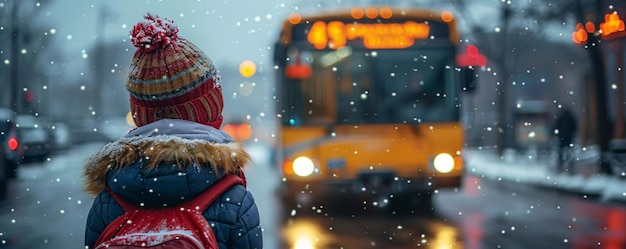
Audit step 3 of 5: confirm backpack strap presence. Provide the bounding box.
[105,186,139,212]
[181,173,245,211]
[95,187,142,246]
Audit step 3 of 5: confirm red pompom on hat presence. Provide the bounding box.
[126,13,224,129]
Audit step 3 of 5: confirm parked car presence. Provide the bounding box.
[0,108,24,180]
[0,108,24,197]
[68,117,135,144]
[98,117,135,141]
[16,115,54,162]
[50,121,71,151]
[0,158,6,198]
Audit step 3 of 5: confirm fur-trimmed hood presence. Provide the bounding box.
[82,119,252,196]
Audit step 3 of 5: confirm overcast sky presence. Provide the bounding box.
[37,0,572,80]
[43,0,294,72]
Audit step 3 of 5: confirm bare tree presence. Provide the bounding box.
[572,1,611,172]
[2,0,56,114]
[448,0,561,155]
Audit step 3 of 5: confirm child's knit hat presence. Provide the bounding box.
[126,13,224,129]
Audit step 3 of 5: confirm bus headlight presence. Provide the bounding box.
[433,153,455,173]
[292,156,315,177]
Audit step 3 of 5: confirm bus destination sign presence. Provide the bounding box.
[305,20,431,49]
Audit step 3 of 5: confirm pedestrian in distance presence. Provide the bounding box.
[554,107,578,174]
[82,13,263,249]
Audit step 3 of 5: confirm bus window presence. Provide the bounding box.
[288,48,460,126]
[374,50,458,123]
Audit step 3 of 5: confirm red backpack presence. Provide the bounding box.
[93,174,244,249]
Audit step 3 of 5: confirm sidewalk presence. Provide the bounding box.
[464,147,626,204]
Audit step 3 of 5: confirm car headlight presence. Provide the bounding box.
[433,153,455,173]
[292,156,315,177]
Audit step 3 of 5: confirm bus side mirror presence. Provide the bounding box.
[273,42,286,67]
[461,67,477,93]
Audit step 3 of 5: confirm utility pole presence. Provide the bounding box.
[496,3,512,155]
[10,1,20,114]
[615,44,624,139]
[93,6,105,120]
[93,4,114,120]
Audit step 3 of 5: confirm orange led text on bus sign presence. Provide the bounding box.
[307,20,430,49]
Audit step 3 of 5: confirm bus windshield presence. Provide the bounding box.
[282,47,460,126]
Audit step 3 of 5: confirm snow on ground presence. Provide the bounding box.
[465,147,626,203]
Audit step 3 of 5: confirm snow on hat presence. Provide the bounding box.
[126,13,224,129]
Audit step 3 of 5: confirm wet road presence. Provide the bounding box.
[0,144,96,248]
[439,176,626,249]
[277,174,626,249]
[0,142,625,248]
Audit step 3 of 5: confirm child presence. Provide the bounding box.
[82,13,263,249]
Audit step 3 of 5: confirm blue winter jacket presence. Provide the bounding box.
[82,119,263,249]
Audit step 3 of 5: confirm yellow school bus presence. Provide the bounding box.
[272,6,475,211]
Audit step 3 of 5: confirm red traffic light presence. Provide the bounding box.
[24,90,34,103]
[456,45,487,67]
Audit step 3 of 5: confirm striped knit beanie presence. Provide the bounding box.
[126,13,224,129]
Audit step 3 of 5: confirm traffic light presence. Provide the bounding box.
[24,90,34,103]
[455,45,486,67]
